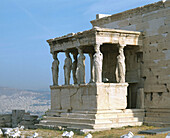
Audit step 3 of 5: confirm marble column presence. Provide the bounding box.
[72,52,78,84]
[52,52,59,86]
[115,45,126,83]
[63,51,72,85]
[92,44,103,83]
[76,48,85,84]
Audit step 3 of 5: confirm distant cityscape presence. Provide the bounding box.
[0,87,50,116]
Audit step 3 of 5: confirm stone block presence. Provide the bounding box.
[136,88,144,109]
[117,19,129,27]
[50,83,128,112]
[145,18,165,36]
[97,83,128,110]
[61,88,71,110]
[22,114,38,121]
[145,92,170,108]
[12,110,25,128]
[51,89,61,110]
[129,16,142,25]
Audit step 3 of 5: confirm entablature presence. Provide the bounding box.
[47,27,142,54]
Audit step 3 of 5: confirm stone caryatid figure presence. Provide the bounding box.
[72,53,78,84]
[92,44,103,83]
[115,46,126,83]
[76,48,85,84]
[52,53,59,85]
[64,51,72,85]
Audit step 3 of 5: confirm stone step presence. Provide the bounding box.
[39,109,145,130]
[117,112,145,118]
[146,112,170,118]
[146,109,170,113]
[47,112,145,120]
[121,109,145,113]
[43,116,112,124]
[61,113,96,119]
[39,120,99,129]
[46,109,145,117]
[56,121,142,131]
[38,120,143,130]
[43,116,143,124]
[120,121,143,127]
[144,121,170,127]
[118,117,143,123]
[145,117,170,122]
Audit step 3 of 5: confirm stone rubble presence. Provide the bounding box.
[1,127,21,137]
[120,131,134,138]
[0,129,3,135]
[62,131,74,138]
[84,133,93,138]
[0,110,39,129]
[32,132,39,137]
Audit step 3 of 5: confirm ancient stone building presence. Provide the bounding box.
[38,0,170,131]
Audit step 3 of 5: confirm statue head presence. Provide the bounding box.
[78,48,83,55]
[118,46,124,54]
[94,45,100,53]
[73,53,78,60]
[65,51,70,57]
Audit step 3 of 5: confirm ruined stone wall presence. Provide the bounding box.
[0,114,12,128]
[91,1,170,109]
[0,110,39,129]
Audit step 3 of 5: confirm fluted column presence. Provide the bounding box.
[52,52,59,86]
[63,51,72,85]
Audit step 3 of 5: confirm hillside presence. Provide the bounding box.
[0,87,50,116]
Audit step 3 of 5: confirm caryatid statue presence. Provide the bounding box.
[52,52,59,85]
[76,48,85,84]
[64,51,72,85]
[92,44,103,83]
[72,53,78,84]
[115,45,126,83]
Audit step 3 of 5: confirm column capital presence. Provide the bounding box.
[119,35,127,46]
[52,52,59,59]
[77,47,84,55]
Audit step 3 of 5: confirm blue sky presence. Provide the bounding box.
[0,0,160,90]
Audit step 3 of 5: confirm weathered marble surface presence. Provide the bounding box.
[76,48,86,84]
[72,53,78,84]
[92,45,103,83]
[52,53,59,85]
[136,88,144,109]
[64,52,72,85]
[115,46,126,83]
[50,83,128,111]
